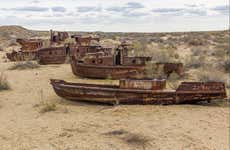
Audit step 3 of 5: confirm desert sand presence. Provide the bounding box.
[0,53,229,150]
[0,26,229,150]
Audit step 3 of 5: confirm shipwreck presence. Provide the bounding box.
[6,38,43,61]
[36,30,71,65]
[36,34,105,65]
[70,42,183,79]
[50,78,227,105]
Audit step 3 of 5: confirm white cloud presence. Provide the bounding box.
[0,0,228,32]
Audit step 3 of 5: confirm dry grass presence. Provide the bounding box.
[124,133,150,148]
[145,62,166,79]
[186,55,205,69]
[0,72,10,91]
[188,38,206,46]
[167,72,181,90]
[103,130,150,149]
[196,69,228,83]
[104,130,128,136]
[9,61,40,70]
[39,103,57,113]
[222,60,230,73]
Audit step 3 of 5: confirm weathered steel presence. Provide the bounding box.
[156,63,184,77]
[50,79,227,105]
[71,45,112,59]
[37,46,69,65]
[119,79,166,90]
[70,56,147,79]
[70,43,182,79]
[50,30,69,44]
[176,82,227,103]
[6,50,37,61]
[16,39,43,51]
[6,38,43,61]
[71,35,100,46]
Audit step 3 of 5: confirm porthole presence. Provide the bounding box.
[92,60,96,63]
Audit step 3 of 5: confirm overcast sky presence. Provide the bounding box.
[0,0,229,32]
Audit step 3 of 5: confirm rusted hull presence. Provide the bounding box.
[37,47,67,65]
[38,56,66,65]
[6,51,37,61]
[50,79,227,105]
[156,63,184,77]
[176,82,227,103]
[51,79,176,105]
[71,58,145,79]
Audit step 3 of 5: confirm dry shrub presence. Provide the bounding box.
[145,62,166,79]
[191,47,206,56]
[9,61,40,70]
[103,130,150,149]
[131,41,179,63]
[167,72,181,90]
[39,103,57,113]
[104,130,128,136]
[222,59,230,73]
[0,72,10,91]
[124,133,150,148]
[188,38,205,46]
[196,69,228,85]
[212,47,228,58]
[186,55,205,69]
[132,41,147,56]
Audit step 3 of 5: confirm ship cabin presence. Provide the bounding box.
[16,38,43,51]
[80,43,151,66]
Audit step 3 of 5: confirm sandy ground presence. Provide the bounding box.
[0,51,229,150]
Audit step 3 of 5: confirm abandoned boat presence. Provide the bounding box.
[6,30,70,63]
[70,43,183,79]
[70,43,151,79]
[36,30,71,64]
[6,38,43,61]
[71,56,149,79]
[37,46,70,65]
[50,78,227,105]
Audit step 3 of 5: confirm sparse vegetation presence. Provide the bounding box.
[104,130,128,136]
[103,130,150,149]
[39,103,57,113]
[167,72,181,90]
[196,69,227,83]
[222,60,230,73]
[0,72,10,91]
[186,55,205,69]
[124,133,150,147]
[188,38,205,46]
[9,61,40,70]
[145,62,165,79]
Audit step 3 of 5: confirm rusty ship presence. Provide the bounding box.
[36,30,70,65]
[70,42,183,79]
[50,78,226,105]
[6,38,43,61]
